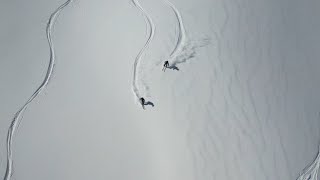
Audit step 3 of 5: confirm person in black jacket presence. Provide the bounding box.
[162,61,169,72]
[139,97,145,109]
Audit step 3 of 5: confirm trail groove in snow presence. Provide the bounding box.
[131,0,155,101]
[159,0,209,69]
[163,0,186,58]
[2,1,72,180]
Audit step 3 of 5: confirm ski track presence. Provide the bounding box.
[157,0,209,70]
[131,0,155,101]
[159,0,187,68]
[2,1,72,180]
[297,145,320,180]
[163,0,186,58]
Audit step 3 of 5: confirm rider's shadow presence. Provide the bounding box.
[144,101,155,107]
[168,65,179,71]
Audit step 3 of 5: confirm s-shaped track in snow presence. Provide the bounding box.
[2,1,72,180]
[131,0,155,102]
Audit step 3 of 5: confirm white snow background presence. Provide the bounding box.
[0,0,319,179]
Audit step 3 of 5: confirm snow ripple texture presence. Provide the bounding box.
[2,1,72,180]
[297,145,320,180]
[131,0,155,101]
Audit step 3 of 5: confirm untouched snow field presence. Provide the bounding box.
[0,0,319,179]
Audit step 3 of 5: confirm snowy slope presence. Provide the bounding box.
[0,0,320,179]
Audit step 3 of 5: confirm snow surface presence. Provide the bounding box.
[0,0,319,179]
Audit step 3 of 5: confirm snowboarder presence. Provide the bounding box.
[162,61,169,72]
[139,97,145,109]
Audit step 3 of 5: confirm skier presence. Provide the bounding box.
[139,97,145,109]
[162,61,169,72]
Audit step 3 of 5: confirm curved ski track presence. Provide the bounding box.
[2,1,72,180]
[131,0,155,101]
[163,0,186,59]
[157,0,209,69]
